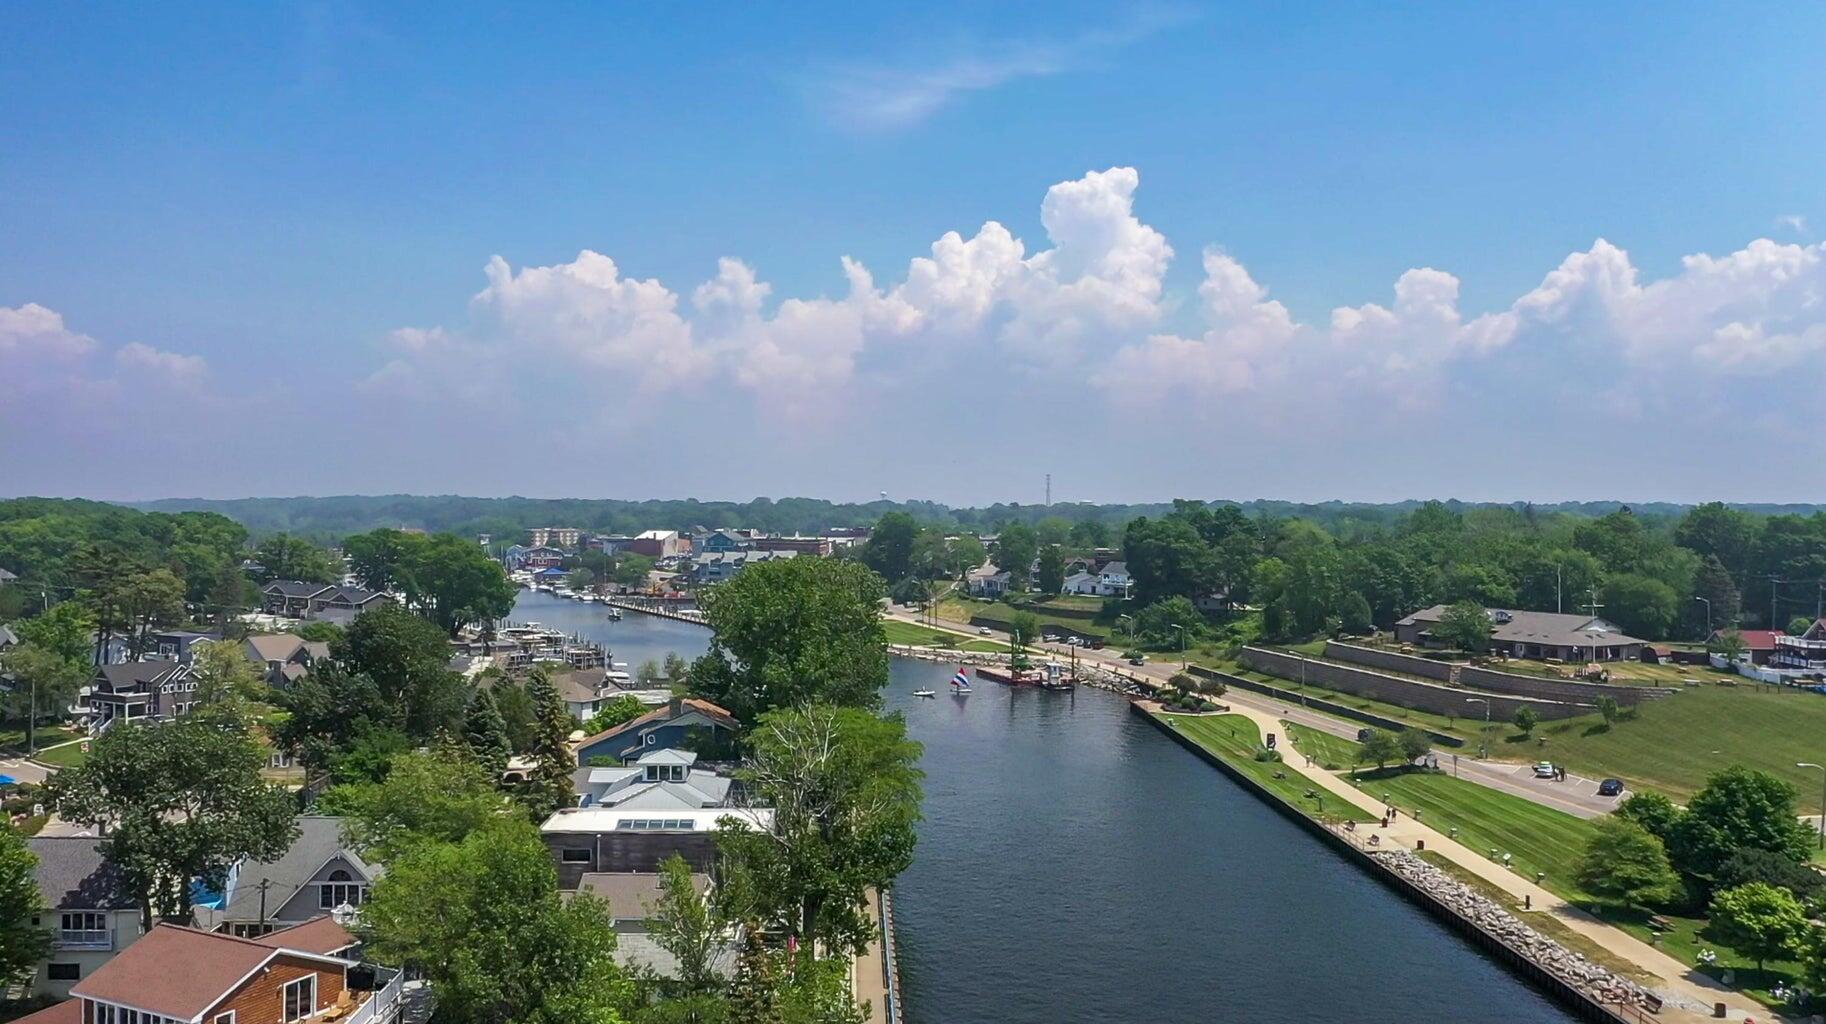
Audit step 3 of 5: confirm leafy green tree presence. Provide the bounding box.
[1068,520,1110,549]
[359,817,629,1024]
[325,728,412,787]
[337,602,469,739]
[689,558,889,725]
[1356,729,1402,772]
[1595,696,1620,727]
[1512,706,1539,736]
[492,676,541,752]
[1036,545,1065,594]
[1708,629,1748,663]
[1616,792,1684,842]
[1434,600,1493,654]
[1709,882,1808,969]
[519,670,577,819]
[404,533,519,634]
[274,662,397,776]
[568,568,597,593]
[1715,848,1826,906]
[1006,610,1039,669]
[0,643,87,753]
[12,601,95,668]
[648,853,726,994]
[1789,615,1815,636]
[583,694,648,736]
[860,512,918,583]
[344,528,414,592]
[1668,766,1814,888]
[993,523,1038,591]
[1034,517,1072,549]
[318,747,507,863]
[254,533,340,584]
[464,688,512,777]
[1576,818,1681,910]
[1689,555,1742,637]
[1600,573,1680,640]
[1132,596,1202,649]
[1397,728,1432,763]
[1338,591,1374,635]
[1122,516,1214,604]
[110,568,187,659]
[1439,563,1518,608]
[612,554,655,589]
[945,535,987,577]
[0,828,49,989]
[49,716,298,927]
[717,706,922,953]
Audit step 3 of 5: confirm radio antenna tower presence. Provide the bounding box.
[1045,473,1051,507]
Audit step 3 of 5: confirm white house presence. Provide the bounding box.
[1062,562,1131,597]
[966,566,1011,598]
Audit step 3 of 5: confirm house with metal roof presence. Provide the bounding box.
[1394,605,1647,662]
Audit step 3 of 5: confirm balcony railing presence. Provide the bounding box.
[53,928,112,950]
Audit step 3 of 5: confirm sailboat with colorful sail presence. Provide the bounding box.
[950,667,973,695]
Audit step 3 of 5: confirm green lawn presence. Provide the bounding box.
[1346,767,1599,901]
[1160,713,1378,823]
[1284,722,1363,771]
[880,618,1012,654]
[0,723,82,755]
[936,597,1112,640]
[1523,685,1826,802]
[33,741,88,769]
[1198,657,1489,742]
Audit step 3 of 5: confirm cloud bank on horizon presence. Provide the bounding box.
[4,166,1824,503]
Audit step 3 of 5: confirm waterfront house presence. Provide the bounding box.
[242,633,331,687]
[752,535,834,557]
[522,545,568,569]
[11,917,402,1024]
[529,527,582,549]
[549,667,621,720]
[1393,605,1646,662]
[193,817,380,938]
[27,837,144,997]
[573,748,735,809]
[262,581,334,618]
[304,585,392,626]
[573,697,740,765]
[85,660,196,734]
[542,804,770,882]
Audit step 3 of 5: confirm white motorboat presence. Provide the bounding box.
[912,689,937,698]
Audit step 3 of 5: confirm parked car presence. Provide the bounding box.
[1128,654,1146,665]
[1356,728,1374,742]
[977,626,993,635]
[1532,762,1556,779]
[1598,778,1625,797]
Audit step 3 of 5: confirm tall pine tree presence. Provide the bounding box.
[518,670,575,819]
[462,687,511,779]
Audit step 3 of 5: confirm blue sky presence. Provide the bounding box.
[4,3,1824,505]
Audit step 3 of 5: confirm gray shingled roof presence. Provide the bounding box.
[1398,605,1645,649]
[192,816,375,927]
[264,580,334,598]
[29,837,137,911]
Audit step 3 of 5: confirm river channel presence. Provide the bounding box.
[513,591,1577,1024]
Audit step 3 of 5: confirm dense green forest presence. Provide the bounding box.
[126,492,1826,544]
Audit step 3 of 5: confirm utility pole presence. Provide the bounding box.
[1770,576,1784,630]
[257,879,273,933]
[1585,586,1602,620]
[1555,564,1563,615]
[1044,473,1051,508]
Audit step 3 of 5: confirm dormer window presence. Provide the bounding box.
[319,868,367,909]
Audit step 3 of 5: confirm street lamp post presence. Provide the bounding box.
[1799,762,1826,850]
[1171,624,1187,670]
[1466,697,1490,759]
[1694,596,1712,638]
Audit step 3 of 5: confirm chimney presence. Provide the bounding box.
[669,695,682,717]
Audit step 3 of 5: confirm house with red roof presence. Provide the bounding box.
[11,918,404,1024]
[1710,628,1786,665]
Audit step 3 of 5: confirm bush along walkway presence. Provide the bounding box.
[1153,699,1774,1024]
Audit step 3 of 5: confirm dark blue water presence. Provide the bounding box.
[513,592,1575,1024]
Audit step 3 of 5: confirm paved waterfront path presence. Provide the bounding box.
[1171,699,1776,1024]
[852,888,891,1022]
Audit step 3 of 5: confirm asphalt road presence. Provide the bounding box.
[889,607,1620,820]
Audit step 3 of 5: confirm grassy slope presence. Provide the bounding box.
[1349,768,1599,902]
[1163,713,1378,823]
[1524,685,1826,802]
[1284,721,1364,771]
[936,597,1112,639]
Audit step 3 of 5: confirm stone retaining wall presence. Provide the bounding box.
[1240,647,1591,721]
[1186,665,1463,747]
[1322,641,1455,680]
